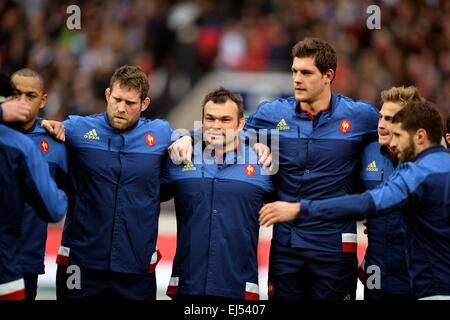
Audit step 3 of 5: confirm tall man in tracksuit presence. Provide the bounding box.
[161,88,274,300]
[0,103,67,300]
[249,38,379,300]
[169,38,379,300]
[44,65,173,300]
[9,68,68,300]
[261,100,450,299]
[357,86,423,300]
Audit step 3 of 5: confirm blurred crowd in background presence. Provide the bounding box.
[0,0,449,122]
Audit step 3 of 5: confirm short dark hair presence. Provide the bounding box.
[392,100,444,145]
[109,65,149,102]
[202,87,244,120]
[291,37,337,75]
[11,68,45,92]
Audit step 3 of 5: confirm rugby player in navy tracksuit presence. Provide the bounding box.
[261,101,450,300]
[161,88,274,300]
[9,69,68,300]
[43,66,172,300]
[248,38,379,300]
[357,86,423,300]
[0,106,67,300]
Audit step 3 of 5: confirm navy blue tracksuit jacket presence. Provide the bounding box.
[161,141,274,299]
[57,113,172,274]
[245,94,378,253]
[359,141,411,297]
[301,145,450,299]
[0,122,67,299]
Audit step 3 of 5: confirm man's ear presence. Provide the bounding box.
[105,88,111,102]
[238,117,245,130]
[39,94,48,110]
[141,97,150,112]
[324,69,334,84]
[415,128,427,145]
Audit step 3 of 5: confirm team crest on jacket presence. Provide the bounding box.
[339,119,351,133]
[245,164,255,176]
[40,139,49,153]
[145,133,156,146]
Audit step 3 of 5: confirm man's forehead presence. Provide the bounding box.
[380,102,403,115]
[111,82,137,92]
[12,75,42,93]
[292,56,317,68]
[204,101,238,115]
[391,122,406,133]
[110,83,141,99]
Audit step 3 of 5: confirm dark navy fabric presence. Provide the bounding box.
[59,112,172,274]
[268,247,357,300]
[245,93,378,252]
[162,141,274,299]
[56,265,156,300]
[0,123,67,288]
[19,118,68,274]
[302,145,450,299]
[359,141,411,297]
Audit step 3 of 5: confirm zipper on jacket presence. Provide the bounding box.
[381,168,384,181]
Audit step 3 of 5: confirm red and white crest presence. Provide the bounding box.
[245,164,255,176]
[339,119,351,133]
[40,139,49,153]
[145,133,156,146]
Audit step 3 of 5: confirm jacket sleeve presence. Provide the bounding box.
[244,102,275,146]
[160,155,174,202]
[21,141,68,222]
[361,103,379,144]
[300,192,375,222]
[300,163,416,221]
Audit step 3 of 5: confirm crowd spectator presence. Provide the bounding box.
[0,0,448,120]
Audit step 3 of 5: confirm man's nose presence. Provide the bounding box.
[17,93,27,102]
[389,139,397,149]
[117,101,126,112]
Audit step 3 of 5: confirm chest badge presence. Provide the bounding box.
[245,164,255,176]
[146,133,156,146]
[40,139,49,153]
[340,119,351,133]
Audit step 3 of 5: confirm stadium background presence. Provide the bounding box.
[0,0,448,299]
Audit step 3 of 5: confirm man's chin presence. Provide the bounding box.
[111,118,128,130]
[378,136,390,145]
[294,94,307,102]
